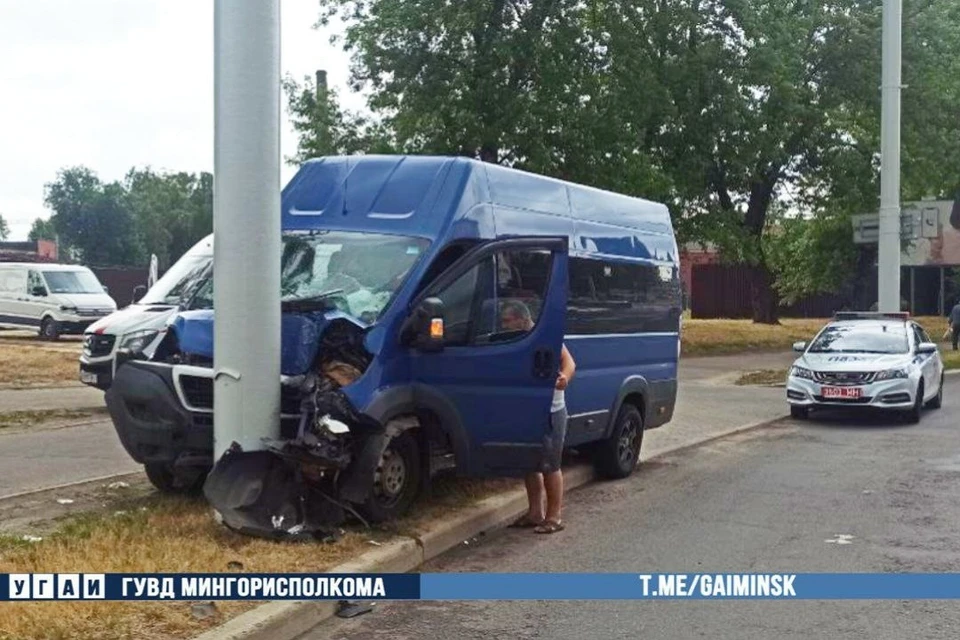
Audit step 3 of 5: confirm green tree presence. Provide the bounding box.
[44,167,145,266]
[28,218,57,242]
[0,214,9,240]
[283,73,394,163]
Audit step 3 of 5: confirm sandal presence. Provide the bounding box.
[534,520,565,534]
[508,514,544,528]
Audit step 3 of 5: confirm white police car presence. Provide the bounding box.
[787,312,944,423]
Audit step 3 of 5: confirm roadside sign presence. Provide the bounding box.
[852,210,920,244]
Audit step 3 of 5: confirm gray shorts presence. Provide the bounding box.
[539,407,568,474]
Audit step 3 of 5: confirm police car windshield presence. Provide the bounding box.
[808,323,910,355]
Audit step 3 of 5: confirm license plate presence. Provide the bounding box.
[822,386,862,399]
[80,371,98,384]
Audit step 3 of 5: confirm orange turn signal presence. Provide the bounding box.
[429,318,444,339]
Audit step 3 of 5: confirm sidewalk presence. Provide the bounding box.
[0,354,791,499]
[0,385,106,413]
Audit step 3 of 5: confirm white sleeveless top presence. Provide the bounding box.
[551,389,566,413]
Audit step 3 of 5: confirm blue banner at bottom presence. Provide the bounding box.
[9,573,960,601]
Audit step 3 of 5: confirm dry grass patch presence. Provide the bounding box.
[0,408,107,431]
[0,343,80,388]
[735,369,788,386]
[682,318,826,356]
[0,472,525,640]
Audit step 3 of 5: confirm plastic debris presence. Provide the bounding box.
[56,498,75,505]
[21,535,42,543]
[114,511,128,517]
[107,481,130,490]
[367,540,383,547]
[335,600,375,619]
[191,602,218,620]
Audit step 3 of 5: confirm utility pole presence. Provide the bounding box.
[212,0,282,459]
[877,0,902,312]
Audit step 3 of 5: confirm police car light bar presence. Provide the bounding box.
[833,311,911,321]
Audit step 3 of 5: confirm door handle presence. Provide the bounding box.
[532,348,555,379]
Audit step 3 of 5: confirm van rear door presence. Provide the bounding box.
[408,237,568,477]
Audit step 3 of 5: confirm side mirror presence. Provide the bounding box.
[31,286,46,297]
[401,297,445,352]
[132,285,147,304]
[917,342,938,355]
[792,341,807,353]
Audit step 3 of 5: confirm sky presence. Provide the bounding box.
[0,0,365,242]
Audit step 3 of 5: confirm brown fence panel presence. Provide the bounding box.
[89,267,150,308]
[690,264,853,319]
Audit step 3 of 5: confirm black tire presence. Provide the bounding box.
[594,403,644,480]
[358,431,422,523]
[144,463,207,494]
[39,317,60,341]
[926,376,944,410]
[905,381,925,424]
[790,406,809,420]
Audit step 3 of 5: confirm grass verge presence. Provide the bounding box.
[735,369,788,386]
[0,474,519,640]
[0,344,80,388]
[682,316,950,357]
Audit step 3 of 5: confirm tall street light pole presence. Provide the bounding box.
[878,0,902,312]
[212,0,282,459]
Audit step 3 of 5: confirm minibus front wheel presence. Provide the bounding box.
[357,431,422,523]
[144,462,207,495]
[594,402,644,480]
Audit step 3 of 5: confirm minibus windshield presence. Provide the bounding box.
[281,231,429,324]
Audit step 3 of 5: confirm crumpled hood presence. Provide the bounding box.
[799,353,912,372]
[171,308,365,376]
[86,304,177,336]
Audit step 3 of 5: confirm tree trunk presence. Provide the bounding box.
[749,264,779,325]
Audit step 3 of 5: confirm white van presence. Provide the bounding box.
[79,235,213,390]
[0,263,117,339]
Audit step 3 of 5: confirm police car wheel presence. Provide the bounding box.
[358,432,421,524]
[905,381,925,424]
[144,463,207,495]
[594,403,644,480]
[926,376,943,410]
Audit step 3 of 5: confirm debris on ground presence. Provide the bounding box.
[227,561,244,571]
[55,498,74,505]
[21,535,42,543]
[107,481,130,490]
[335,600,375,619]
[190,601,218,621]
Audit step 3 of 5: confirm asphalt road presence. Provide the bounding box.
[307,377,960,640]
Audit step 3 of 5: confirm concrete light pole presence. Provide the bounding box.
[212,0,282,459]
[877,0,902,312]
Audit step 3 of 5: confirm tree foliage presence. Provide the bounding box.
[28,218,57,242]
[312,0,960,322]
[0,214,9,241]
[43,166,212,269]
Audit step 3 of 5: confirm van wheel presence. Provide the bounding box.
[144,463,207,494]
[358,431,421,523]
[594,403,644,480]
[39,318,60,341]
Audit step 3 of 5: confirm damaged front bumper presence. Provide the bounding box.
[106,360,391,540]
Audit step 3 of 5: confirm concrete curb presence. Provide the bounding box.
[193,416,786,640]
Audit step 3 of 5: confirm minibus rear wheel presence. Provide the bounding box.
[594,403,644,480]
[358,431,422,523]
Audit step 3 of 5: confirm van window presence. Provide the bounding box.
[29,271,49,295]
[41,270,102,294]
[567,257,680,334]
[430,248,553,346]
[0,270,26,294]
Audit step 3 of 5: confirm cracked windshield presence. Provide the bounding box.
[281,231,429,324]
